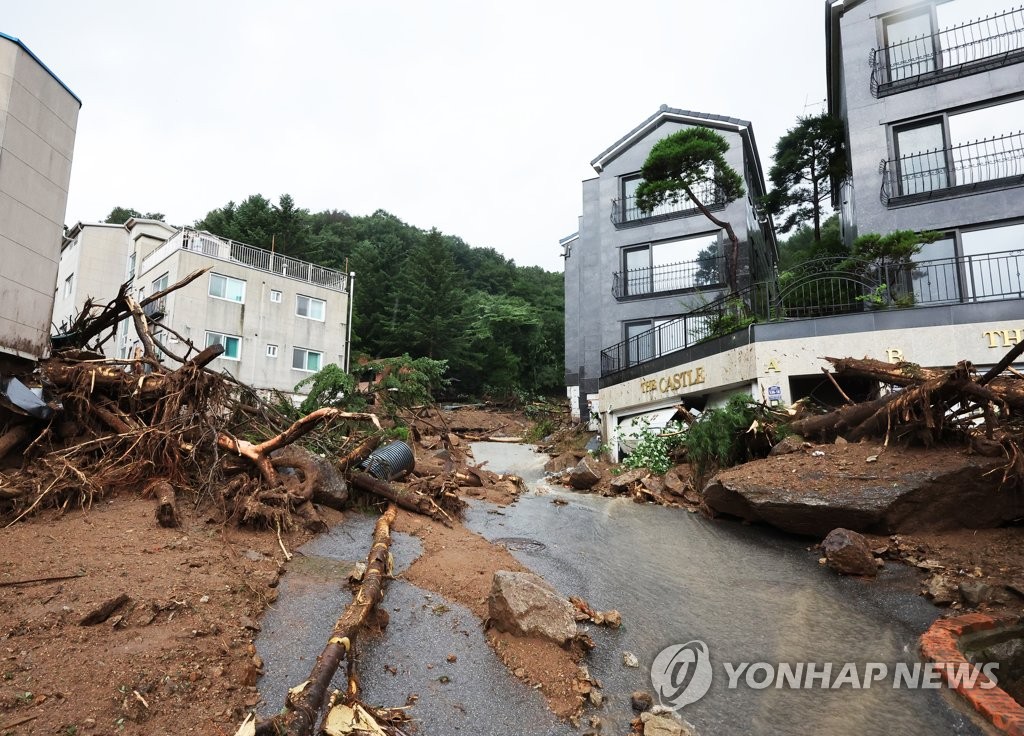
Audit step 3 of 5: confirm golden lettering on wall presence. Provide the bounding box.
[984,328,1023,349]
[764,358,780,373]
[640,366,706,394]
[886,348,904,363]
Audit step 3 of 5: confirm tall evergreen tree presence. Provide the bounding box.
[762,114,847,243]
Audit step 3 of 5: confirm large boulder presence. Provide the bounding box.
[822,528,877,577]
[570,457,602,490]
[703,446,1022,537]
[487,571,577,646]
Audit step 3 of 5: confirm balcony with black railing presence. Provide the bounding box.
[611,255,726,300]
[869,5,1024,97]
[600,249,1024,377]
[880,131,1024,206]
[611,180,726,227]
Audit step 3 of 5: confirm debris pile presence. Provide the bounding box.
[789,346,1024,486]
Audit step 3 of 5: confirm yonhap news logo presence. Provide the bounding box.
[650,640,714,711]
[650,641,999,710]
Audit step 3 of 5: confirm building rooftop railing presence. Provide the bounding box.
[880,130,1024,206]
[600,249,1024,377]
[869,5,1024,96]
[611,180,725,227]
[139,228,348,292]
[611,255,726,299]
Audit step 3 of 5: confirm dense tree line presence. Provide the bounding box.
[188,195,563,398]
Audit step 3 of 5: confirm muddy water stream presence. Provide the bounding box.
[257,443,984,735]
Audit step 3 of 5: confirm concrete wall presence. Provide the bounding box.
[836,0,1024,248]
[565,115,764,406]
[0,36,79,362]
[598,300,1024,456]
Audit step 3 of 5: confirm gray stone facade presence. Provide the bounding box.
[827,0,1024,252]
[563,106,775,419]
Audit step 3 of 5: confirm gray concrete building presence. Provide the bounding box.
[56,221,352,398]
[563,106,776,421]
[0,32,80,366]
[827,0,1024,275]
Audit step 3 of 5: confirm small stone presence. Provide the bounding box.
[588,690,604,707]
[83,718,96,728]
[924,574,958,606]
[622,651,639,668]
[834,436,848,446]
[603,610,622,628]
[866,454,878,463]
[240,616,261,632]
[446,654,457,663]
[514,667,527,678]
[589,715,602,729]
[631,690,654,712]
[199,595,210,604]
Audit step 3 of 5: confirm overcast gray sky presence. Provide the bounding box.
[6,1,827,272]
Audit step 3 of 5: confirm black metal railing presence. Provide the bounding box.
[611,255,726,299]
[880,131,1024,205]
[600,250,1024,377]
[869,5,1024,96]
[611,181,725,226]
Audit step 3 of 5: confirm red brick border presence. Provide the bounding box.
[920,613,1024,736]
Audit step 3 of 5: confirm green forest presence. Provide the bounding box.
[189,195,564,399]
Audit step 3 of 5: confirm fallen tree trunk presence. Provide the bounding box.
[254,504,398,736]
[350,471,451,525]
[0,424,34,462]
[150,480,178,528]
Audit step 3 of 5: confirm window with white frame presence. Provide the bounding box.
[152,272,169,293]
[126,252,136,280]
[296,294,325,320]
[205,331,241,360]
[209,273,246,303]
[270,290,282,303]
[266,344,278,358]
[292,347,322,372]
[63,274,73,297]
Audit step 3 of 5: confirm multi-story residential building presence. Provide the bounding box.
[564,106,777,421]
[826,0,1024,283]
[581,7,1024,460]
[55,220,353,397]
[0,32,80,367]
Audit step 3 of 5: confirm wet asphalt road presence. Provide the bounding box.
[256,443,985,736]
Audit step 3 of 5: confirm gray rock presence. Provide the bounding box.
[924,574,958,606]
[703,452,1020,537]
[769,435,806,456]
[487,571,576,646]
[569,457,602,490]
[610,468,649,492]
[822,528,877,577]
[959,580,1007,607]
[640,712,698,736]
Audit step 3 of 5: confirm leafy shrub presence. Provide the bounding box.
[617,418,687,474]
[684,394,784,483]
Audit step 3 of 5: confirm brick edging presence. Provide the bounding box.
[920,613,1024,735]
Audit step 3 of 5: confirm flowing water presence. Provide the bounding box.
[256,443,985,735]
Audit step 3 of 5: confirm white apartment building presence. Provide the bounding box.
[55,220,353,397]
[0,32,80,366]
